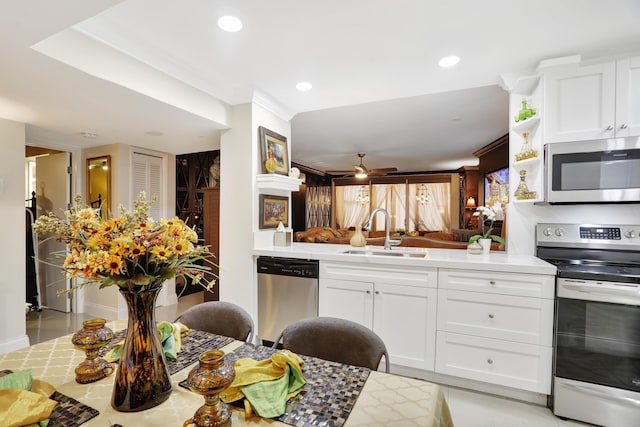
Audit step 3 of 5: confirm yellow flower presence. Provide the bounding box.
[105,254,124,275]
[171,239,192,256]
[150,245,170,260]
[86,234,108,249]
[99,219,118,234]
[128,243,146,258]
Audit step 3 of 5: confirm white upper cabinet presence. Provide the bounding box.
[543,56,640,143]
[615,56,640,138]
[543,61,616,143]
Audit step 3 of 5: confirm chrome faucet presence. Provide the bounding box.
[365,208,401,250]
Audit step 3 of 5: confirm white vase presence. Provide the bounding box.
[350,225,367,247]
[479,238,492,254]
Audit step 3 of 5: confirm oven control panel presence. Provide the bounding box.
[537,223,640,249]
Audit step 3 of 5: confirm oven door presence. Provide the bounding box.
[555,278,640,393]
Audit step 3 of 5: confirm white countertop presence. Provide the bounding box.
[252,243,557,275]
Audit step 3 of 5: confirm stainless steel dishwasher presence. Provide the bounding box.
[257,257,319,345]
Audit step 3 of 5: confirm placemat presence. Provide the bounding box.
[101,329,235,375]
[180,344,370,427]
[0,369,99,427]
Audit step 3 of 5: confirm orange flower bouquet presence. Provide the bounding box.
[32,192,216,293]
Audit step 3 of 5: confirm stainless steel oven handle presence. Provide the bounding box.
[562,282,640,298]
[562,382,640,407]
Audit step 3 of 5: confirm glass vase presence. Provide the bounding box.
[71,318,114,384]
[112,286,172,412]
[183,350,235,427]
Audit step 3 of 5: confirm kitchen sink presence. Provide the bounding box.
[341,249,427,258]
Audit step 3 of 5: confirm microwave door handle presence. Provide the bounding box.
[562,382,640,407]
[563,283,640,298]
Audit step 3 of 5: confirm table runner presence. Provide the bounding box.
[180,343,370,427]
[100,329,235,375]
[0,369,100,427]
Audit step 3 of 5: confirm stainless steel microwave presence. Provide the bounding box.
[544,137,640,204]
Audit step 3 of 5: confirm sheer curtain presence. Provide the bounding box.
[335,185,370,228]
[371,184,405,231]
[409,183,450,232]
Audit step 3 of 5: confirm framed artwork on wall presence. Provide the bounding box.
[259,126,289,175]
[259,194,289,229]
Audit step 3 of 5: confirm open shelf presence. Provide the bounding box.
[256,174,302,192]
[512,115,540,133]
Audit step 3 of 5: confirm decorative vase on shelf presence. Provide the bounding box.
[467,241,483,255]
[183,350,235,427]
[515,132,537,162]
[514,169,536,200]
[112,285,172,412]
[71,318,114,384]
[479,238,492,254]
[350,224,367,247]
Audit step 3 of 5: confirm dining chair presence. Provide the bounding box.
[272,316,390,372]
[175,301,254,342]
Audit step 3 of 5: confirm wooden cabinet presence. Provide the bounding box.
[436,268,554,393]
[175,151,220,298]
[543,56,640,143]
[202,188,220,302]
[319,261,437,371]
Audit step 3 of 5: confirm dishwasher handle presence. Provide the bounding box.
[257,257,319,279]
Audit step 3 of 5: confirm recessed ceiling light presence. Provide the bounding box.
[438,55,461,68]
[296,81,313,92]
[80,131,98,139]
[217,15,243,32]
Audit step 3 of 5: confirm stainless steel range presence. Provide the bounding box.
[536,223,640,427]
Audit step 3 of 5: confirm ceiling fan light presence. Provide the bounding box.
[355,172,368,179]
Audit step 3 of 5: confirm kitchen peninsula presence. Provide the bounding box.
[253,243,556,404]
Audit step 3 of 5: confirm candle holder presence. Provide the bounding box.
[183,350,235,427]
[71,318,114,384]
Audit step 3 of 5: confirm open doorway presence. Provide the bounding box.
[25,146,72,313]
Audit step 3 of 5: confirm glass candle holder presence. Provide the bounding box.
[71,318,114,384]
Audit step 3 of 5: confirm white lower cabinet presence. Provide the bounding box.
[319,262,555,395]
[435,332,552,393]
[436,268,555,394]
[319,261,437,371]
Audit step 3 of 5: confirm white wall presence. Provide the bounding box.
[219,102,291,330]
[0,118,29,353]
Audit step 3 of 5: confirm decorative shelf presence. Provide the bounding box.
[256,174,302,192]
[512,115,540,133]
[512,197,540,204]
[513,156,539,166]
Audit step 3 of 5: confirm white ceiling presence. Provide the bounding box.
[3,1,640,172]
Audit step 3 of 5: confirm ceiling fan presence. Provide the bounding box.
[326,153,398,178]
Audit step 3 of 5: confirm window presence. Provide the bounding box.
[334,181,451,232]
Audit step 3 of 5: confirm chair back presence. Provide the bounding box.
[273,317,389,372]
[176,301,254,342]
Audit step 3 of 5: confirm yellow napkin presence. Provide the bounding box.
[0,370,57,427]
[220,350,306,418]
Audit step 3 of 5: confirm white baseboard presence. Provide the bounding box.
[0,334,30,355]
[390,364,549,406]
[83,301,119,321]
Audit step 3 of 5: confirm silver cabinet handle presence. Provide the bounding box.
[488,314,495,319]
[605,125,614,131]
[620,123,628,129]
[487,359,493,364]
[374,290,380,295]
[489,280,496,285]
[365,290,371,294]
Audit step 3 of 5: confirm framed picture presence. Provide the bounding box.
[259,194,289,229]
[259,126,289,175]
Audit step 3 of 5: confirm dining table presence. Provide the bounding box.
[0,319,454,427]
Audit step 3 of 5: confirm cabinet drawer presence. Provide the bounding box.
[437,290,553,345]
[438,268,555,298]
[320,261,436,287]
[435,332,552,394]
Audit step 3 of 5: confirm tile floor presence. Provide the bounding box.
[24,292,592,427]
